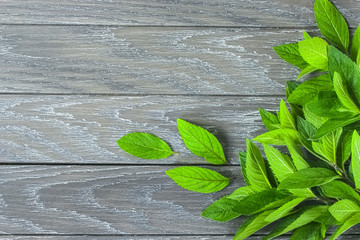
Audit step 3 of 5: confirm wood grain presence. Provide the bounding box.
[1,0,360,28]
[0,95,282,164]
[0,165,358,236]
[1,26,315,95]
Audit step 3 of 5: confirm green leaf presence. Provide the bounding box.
[258,108,280,131]
[279,99,296,129]
[329,212,360,240]
[297,116,318,152]
[233,210,274,240]
[333,71,360,113]
[290,222,327,240]
[117,132,175,159]
[278,168,340,189]
[263,144,296,182]
[314,0,349,51]
[351,23,360,62]
[329,199,360,222]
[321,180,360,204]
[201,196,241,222]
[264,205,329,240]
[297,65,318,81]
[287,74,333,106]
[284,137,310,170]
[303,30,311,40]
[273,43,309,69]
[306,91,348,118]
[253,129,299,146]
[312,127,343,164]
[264,197,306,222]
[328,45,360,108]
[227,186,257,200]
[245,139,272,190]
[337,130,353,168]
[165,166,229,193]
[239,151,250,186]
[298,37,329,70]
[177,119,226,165]
[351,130,360,189]
[233,189,291,215]
[311,116,360,140]
[303,104,325,129]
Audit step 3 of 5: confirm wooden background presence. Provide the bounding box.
[1,0,360,239]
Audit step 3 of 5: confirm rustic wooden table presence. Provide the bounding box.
[1,1,360,239]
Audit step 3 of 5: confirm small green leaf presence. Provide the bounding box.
[298,37,329,70]
[337,130,353,168]
[278,168,340,189]
[351,23,360,62]
[297,65,318,81]
[306,91,348,118]
[273,43,308,69]
[311,116,360,140]
[329,212,360,240]
[303,104,325,129]
[263,144,296,182]
[227,186,257,200]
[351,130,360,189]
[264,197,306,222]
[117,132,175,159]
[303,30,311,40]
[287,74,333,106]
[258,108,281,131]
[177,119,226,165]
[329,199,360,222]
[165,166,229,193]
[264,205,329,240]
[279,99,296,130]
[314,0,349,51]
[312,127,343,164]
[233,189,291,215]
[245,139,272,190]
[321,180,360,204]
[239,151,250,186]
[201,196,241,222]
[290,222,327,240]
[233,210,274,240]
[333,72,360,113]
[284,137,310,170]
[253,129,299,146]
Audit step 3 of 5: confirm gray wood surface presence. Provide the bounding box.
[0,0,359,28]
[0,26,309,95]
[0,95,281,164]
[2,0,360,239]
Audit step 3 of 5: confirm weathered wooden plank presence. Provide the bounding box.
[0,0,359,28]
[0,95,282,164]
[0,165,243,234]
[1,26,313,95]
[0,165,358,236]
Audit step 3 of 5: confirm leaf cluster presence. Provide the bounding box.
[117,0,360,239]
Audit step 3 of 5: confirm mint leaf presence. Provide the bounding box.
[311,116,360,140]
[165,166,229,193]
[233,210,274,240]
[253,129,299,146]
[312,127,343,164]
[328,45,360,108]
[258,108,280,131]
[351,23,360,63]
[278,168,340,189]
[264,197,306,222]
[279,99,296,129]
[201,196,241,222]
[227,186,257,200]
[337,130,353,168]
[303,30,311,40]
[233,189,291,215]
[321,180,360,204]
[306,91,348,118]
[273,43,308,69]
[264,205,329,240]
[284,137,310,170]
[177,119,226,165]
[263,144,296,182]
[239,151,250,185]
[245,139,272,190]
[287,74,333,106]
[290,222,327,240]
[297,65,318,80]
[329,199,360,222]
[329,212,360,240]
[117,132,175,159]
[333,71,360,113]
[298,37,328,70]
[314,0,349,51]
[351,130,360,189]
[303,104,325,128]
